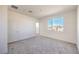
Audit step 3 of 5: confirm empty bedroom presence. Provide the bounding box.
[0,5,79,54]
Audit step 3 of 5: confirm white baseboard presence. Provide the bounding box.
[8,35,36,43]
[40,34,76,45]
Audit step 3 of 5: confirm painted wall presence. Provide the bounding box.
[0,6,8,53]
[39,10,77,44]
[8,11,38,43]
[77,6,79,50]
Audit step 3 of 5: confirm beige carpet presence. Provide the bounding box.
[8,36,78,54]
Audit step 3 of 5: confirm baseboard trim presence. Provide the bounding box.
[8,36,36,44]
[40,35,76,45]
[8,35,76,45]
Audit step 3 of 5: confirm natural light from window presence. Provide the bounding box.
[36,22,39,34]
[48,16,64,32]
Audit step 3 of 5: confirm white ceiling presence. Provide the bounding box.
[9,5,77,19]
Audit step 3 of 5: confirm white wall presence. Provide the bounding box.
[77,6,79,50]
[8,11,38,43]
[0,6,8,53]
[40,10,77,44]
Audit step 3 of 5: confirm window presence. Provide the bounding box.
[48,17,64,32]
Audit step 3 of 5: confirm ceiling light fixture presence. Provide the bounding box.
[11,5,18,9]
[28,10,32,13]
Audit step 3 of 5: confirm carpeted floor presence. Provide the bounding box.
[8,36,78,54]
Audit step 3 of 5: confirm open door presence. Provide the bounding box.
[35,22,39,34]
